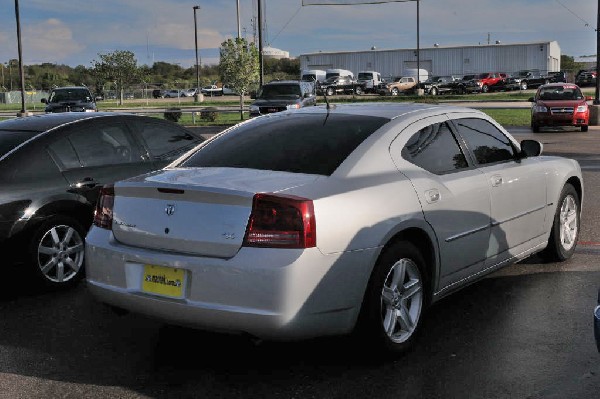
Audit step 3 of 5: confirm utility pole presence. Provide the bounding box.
[15,0,27,116]
[236,0,241,38]
[193,5,203,102]
[257,0,264,87]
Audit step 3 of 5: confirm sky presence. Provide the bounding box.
[0,0,596,68]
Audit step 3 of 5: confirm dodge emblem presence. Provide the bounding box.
[165,204,176,216]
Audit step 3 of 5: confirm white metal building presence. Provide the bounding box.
[299,41,561,79]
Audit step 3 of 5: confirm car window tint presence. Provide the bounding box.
[453,118,515,165]
[68,123,140,167]
[132,120,202,161]
[401,122,468,174]
[48,137,80,169]
[181,113,389,176]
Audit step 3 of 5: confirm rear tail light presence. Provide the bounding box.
[243,193,316,249]
[93,185,115,229]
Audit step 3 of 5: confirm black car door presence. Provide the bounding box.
[48,118,152,206]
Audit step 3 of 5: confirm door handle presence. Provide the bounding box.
[71,177,98,189]
[491,175,503,187]
[425,189,440,204]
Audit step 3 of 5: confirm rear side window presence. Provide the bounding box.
[130,120,203,161]
[181,113,389,175]
[402,122,468,174]
[453,118,515,165]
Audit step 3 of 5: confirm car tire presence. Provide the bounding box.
[357,241,428,355]
[521,81,528,90]
[326,87,335,96]
[542,184,580,262]
[391,88,400,96]
[481,85,489,93]
[355,86,363,95]
[582,125,589,132]
[28,215,86,289]
[531,121,540,133]
[430,87,438,96]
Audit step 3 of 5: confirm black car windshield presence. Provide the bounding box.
[258,84,301,98]
[0,130,40,158]
[49,89,91,103]
[538,86,584,101]
[180,113,389,176]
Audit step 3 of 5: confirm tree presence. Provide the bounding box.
[219,38,259,120]
[91,50,140,105]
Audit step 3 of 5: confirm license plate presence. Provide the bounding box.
[142,264,186,298]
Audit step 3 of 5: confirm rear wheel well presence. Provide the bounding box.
[378,228,436,298]
[21,201,93,238]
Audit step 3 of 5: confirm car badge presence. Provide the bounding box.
[165,204,176,216]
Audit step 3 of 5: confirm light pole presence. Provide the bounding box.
[15,0,27,115]
[193,5,203,102]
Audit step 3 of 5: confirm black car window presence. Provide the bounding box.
[48,137,80,169]
[401,122,468,174]
[181,113,389,176]
[453,118,515,165]
[67,122,141,168]
[131,120,202,161]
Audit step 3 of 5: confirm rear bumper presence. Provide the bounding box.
[85,227,375,340]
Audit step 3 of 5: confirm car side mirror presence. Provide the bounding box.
[520,139,543,158]
[41,98,47,104]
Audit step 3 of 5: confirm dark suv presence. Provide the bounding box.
[41,86,97,113]
[249,81,316,117]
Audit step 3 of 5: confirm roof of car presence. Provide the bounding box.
[50,86,91,91]
[0,112,129,133]
[284,102,478,120]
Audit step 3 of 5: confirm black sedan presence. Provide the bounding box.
[0,112,204,288]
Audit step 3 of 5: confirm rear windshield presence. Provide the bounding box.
[0,130,40,158]
[180,113,389,175]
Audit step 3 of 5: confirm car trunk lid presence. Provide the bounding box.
[111,167,320,258]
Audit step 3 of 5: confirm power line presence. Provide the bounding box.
[554,0,591,28]
[270,5,302,45]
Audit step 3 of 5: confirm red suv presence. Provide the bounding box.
[530,83,591,132]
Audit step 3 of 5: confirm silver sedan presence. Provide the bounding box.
[86,103,583,354]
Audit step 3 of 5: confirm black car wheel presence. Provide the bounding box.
[326,87,335,96]
[28,215,86,288]
[430,87,438,96]
[357,241,428,355]
[391,87,400,96]
[355,86,363,95]
[542,184,580,262]
[481,85,489,93]
[520,81,528,90]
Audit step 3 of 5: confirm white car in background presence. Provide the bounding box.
[86,103,582,354]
